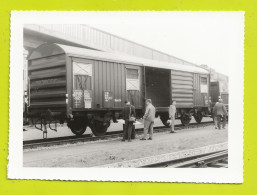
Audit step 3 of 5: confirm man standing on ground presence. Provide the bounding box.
[213,99,228,130]
[122,100,136,142]
[140,99,156,140]
[169,100,176,133]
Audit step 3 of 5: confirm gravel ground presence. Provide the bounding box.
[23,125,228,167]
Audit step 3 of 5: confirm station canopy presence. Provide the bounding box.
[28,43,209,74]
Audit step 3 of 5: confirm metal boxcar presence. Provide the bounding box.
[27,43,210,136]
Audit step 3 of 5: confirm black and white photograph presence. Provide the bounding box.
[9,11,244,182]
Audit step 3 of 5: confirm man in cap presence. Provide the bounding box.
[140,99,156,140]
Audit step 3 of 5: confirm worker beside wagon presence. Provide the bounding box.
[122,100,136,142]
[169,100,177,133]
[213,99,227,130]
[140,99,156,140]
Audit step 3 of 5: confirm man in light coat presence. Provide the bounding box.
[140,99,156,140]
[213,99,228,129]
[169,100,176,133]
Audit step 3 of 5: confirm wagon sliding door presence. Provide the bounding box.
[72,60,93,109]
[193,74,209,107]
[125,65,142,108]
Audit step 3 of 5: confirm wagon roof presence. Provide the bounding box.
[29,43,209,74]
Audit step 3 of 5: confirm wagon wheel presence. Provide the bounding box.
[68,121,87,136]
[180,115,191,126]
[70,125,87,136]
[194,112,203,124]
[89,120,110,136]
[67,118,87,136]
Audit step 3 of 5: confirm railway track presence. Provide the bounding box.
[142,150,228,168]
[23,121,214,150]
[96,142,228,168]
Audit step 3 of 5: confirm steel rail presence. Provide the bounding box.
[170,150,228,168]
[142,150,228,168]
[23,121,214,149]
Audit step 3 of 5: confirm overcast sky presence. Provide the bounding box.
[84,12,244,76]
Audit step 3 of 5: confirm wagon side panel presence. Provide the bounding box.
[66,56,73,115]
[28,54,67,114]
[171,70,194,108]
[71,57,134,109]
[95,61,126,109]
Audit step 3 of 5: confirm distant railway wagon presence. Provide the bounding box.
[210,81,229,114]
[27,43,211,136]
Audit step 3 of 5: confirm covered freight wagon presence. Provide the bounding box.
[27,43,210,136]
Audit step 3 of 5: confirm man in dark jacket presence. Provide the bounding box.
[213,99,228,129]
[122,100,136,142]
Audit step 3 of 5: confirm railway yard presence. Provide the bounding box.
[23,117,228,168]
[22,41,229,169]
